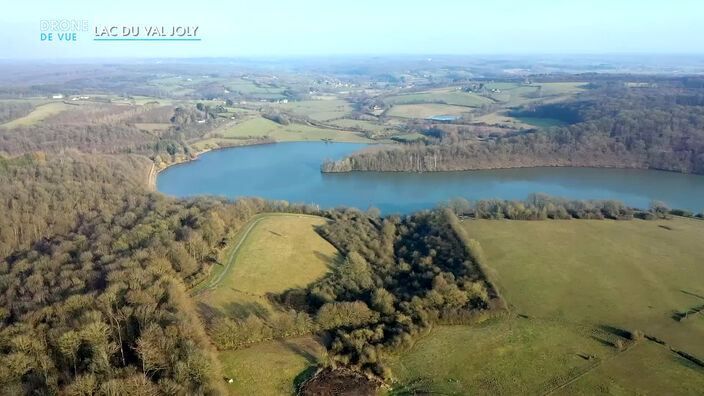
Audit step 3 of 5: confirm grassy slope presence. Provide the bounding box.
[386,103,473,119]
[384,89,492,107]
[389,218,704,395]
[196,214,338,318]
[218,117,372,143]
[218,336,325,396]
[195,214,338,395]
[1,102,74,128]
[469,218,704,354]
[329,118,392,133]
[512,116,570,128]
[474,82,588,125]
[273,99,352,121]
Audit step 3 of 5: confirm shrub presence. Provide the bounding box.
[630,329,645,342]
[670,208,694,217]
[614,339,625,351]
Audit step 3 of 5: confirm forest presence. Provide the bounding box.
[0,151,323,394]
[322,77,704,175]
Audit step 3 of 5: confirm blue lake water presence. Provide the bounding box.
[157,142,704,214]
[426,115,462,121]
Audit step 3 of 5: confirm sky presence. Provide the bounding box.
[2,0,703,59]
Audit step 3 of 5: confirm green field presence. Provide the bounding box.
[1,102,75,127]
[389,218,704,394]
[538,82,589,96]
[482,82,587,107]
[196,214,338,317]
[217,117,372,142]
[219,336,325,396]
[225,78,286,99]
[384,88,492,107]
[195,215,338,395]
[512,116,570,128]
[328,118,392,133]
[385,103,473,119]
[273,99,352,121]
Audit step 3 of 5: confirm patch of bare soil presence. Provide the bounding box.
[298,367,381,396]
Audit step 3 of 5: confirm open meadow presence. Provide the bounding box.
[194,214,339,395]
[388,218,704,394]
[272,99,352,121]
[385,103,473,119]
[1,101,74,128]
[216,117,373,142]
[384,88,492,107]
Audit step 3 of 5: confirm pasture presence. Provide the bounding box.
[273,99,352,121]
[384,88,492,107]
[1,102,75,127]
[218,336,324,396]
[329,118,394,134]
[217,117,372,142]
[194,215,338,395]
[389,218,704,394]
[195,214,338,317]
[511,115,570,128]
[385,103,473,119]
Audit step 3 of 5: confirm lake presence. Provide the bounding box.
[426,115,462,121]
[157,142,704,214]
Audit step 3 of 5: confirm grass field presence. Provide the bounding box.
[217,117,372,143]
[328,118,393,133]
[195,215,338,395]
[225,78,286,99]
[389,218,704,394]
[512,116,570,128]
[537,82,589,96]
[188,137,263,153]
[273,99,352,121]
[196,214,338,317]
[384,88,492,107]
[484,82,587,107]
[389,318,617,394]
[472,111,529,128]
[385,103,473,119]
[219,336,325,396]
[468,218,704,354]
[1,102,75,127]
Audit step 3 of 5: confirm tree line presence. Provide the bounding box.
[438,194,702,220]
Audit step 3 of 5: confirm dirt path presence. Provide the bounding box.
[146,162,156,189]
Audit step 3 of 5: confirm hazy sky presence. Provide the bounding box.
[2,0,703,59]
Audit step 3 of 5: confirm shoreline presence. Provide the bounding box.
[148,137,376,190]
[148,139,273,190]
[320,161,704,177]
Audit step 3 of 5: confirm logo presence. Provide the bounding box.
[39,20,201,43]
[40,19,88,42]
